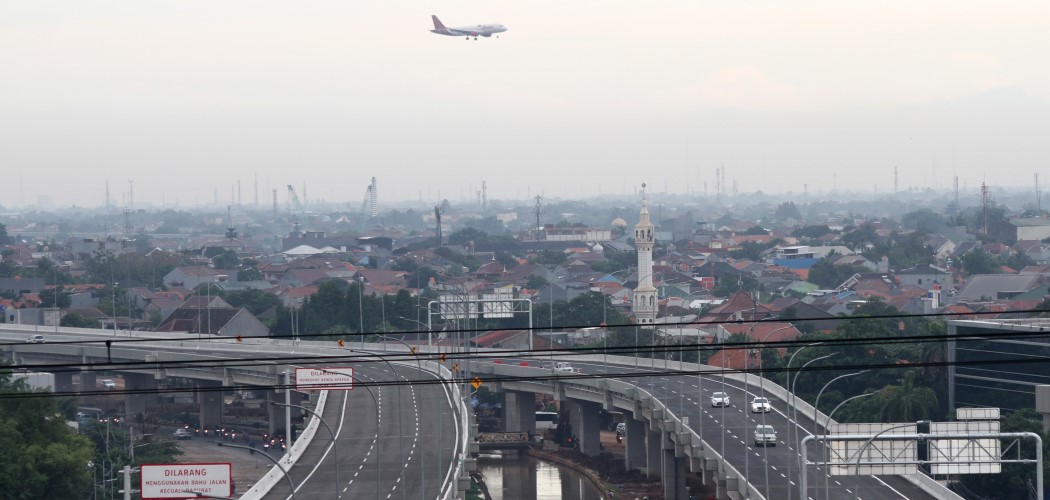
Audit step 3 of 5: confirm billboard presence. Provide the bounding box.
[828,423,916,476]
[141,463,232,499]
[481,293,514,318]
[929,421,1001,474]
[294,367,354,391]
[439,294,478,320]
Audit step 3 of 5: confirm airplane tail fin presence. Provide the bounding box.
[431,15,447,32]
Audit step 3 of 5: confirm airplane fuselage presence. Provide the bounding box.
[430,16,506,39]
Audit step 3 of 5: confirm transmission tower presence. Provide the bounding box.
[434,205,443,246]
[1036,173,1042,212]
[981,182,990,235]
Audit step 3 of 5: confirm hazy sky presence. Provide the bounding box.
[2,1,1048,209]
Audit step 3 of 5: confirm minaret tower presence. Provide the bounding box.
[633,183,658,324]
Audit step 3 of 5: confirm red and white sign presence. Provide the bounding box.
[295,367,354,391]
[140,463,232,499]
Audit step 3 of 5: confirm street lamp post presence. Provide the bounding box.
[823,390,879,500]
[376,333,427,500]
[218,442,296,498]
[312,368,382,500]
[357,277,365,349]
[742,322,795,500]
[272,401,340,499]
[811,370,869,500]
[342,349,406,500]
[790,352,835,500]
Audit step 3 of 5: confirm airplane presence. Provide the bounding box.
[430,15,507,40]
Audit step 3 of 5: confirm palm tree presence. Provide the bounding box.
[875,370,939,422]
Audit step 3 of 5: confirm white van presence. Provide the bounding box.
[554,362,576,373]
[535,411,558,431]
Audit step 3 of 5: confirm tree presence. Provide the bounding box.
[61,313,102,328]
[873,370,938,421]
[0,222,10,244]
[210,249,240,269]
[959,409,1048,499]
[792,225,832,239]
[962,250,1000,275]
[39,286,72,308]
[742,225,768,235]
[0,365,95,499]
[525,274,549,290]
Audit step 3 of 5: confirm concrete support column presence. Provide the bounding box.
[502,391,535,432]
[124,373,159,419]
[198,380,223,430]
[624,418,647,472]
[646,429,663,479]
[54,371,75,393]
[564,399,602,456]
[265,390,278,436]
[662,449,687,500]
[80,372,97,392]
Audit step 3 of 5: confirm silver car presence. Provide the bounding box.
[754,425,777,447]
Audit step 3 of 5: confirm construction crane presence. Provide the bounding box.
[287,184,305,231]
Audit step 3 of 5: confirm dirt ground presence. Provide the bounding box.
[175,435,275,495]
[526,429,714,500]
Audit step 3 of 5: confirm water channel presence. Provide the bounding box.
[476,453,603,500]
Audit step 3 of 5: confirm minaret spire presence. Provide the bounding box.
[633,183,658,324]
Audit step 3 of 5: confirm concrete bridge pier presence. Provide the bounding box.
[197,380,223,430]
[80,372,97,392]
[662,448,687,500]
[646,429,663,479]
[624,418,647,472]
[53,371,75,393]
[563,399,602,456]
[502,390,535,433]
[124,373,159,419]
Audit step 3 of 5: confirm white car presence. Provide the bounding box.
[710,392,730,407]
[750,397,772,413]
[554,362,576,373]
[27,335,45,344]
[173,428,193,440]
[754,424,777,447]
[101,379,117,390]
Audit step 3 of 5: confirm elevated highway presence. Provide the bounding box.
[0,325,470,500]
[1,325,963,499]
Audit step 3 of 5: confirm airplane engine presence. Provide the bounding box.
[481,33,492,37]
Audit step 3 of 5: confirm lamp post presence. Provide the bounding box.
[219,442,296,498]
[272,401,340,499]
[312,368,382,500]
[742,322,796,500]
[811,370,868,500]
[823,390,879,500]
[357,277,365,349]
[790,352,835,500]
[342,348,406,500]
[376,333,427,500]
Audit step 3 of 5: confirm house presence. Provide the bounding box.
[956,274,1047,302]
[156,297,269,337]
[895,265,951,291]
[163,266,227,289]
